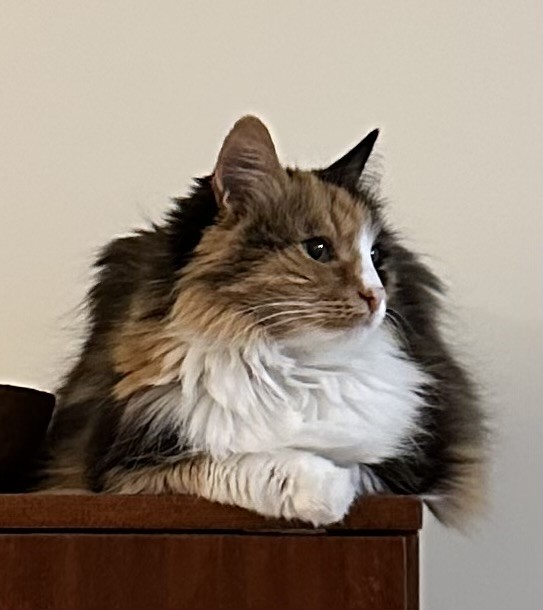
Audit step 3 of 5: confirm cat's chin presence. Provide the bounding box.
[279,314,385,351]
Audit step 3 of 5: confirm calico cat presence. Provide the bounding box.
[41,115,485,526]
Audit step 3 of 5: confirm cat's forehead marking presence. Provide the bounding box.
[359,224,383,290]
[289,171,371,237]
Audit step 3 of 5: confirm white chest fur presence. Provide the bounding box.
[129,325,430,466]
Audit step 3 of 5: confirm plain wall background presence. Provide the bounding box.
[1,2,541,607]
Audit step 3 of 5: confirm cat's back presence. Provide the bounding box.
[42,228,174,486]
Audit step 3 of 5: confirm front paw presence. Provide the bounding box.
[283,453,359,526]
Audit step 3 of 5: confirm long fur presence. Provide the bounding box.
[35,116,485,526]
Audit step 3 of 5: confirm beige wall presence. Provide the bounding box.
[1,2,541,607]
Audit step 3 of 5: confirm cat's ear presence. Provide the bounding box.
[319,129,379,192]
[212,115,284,210]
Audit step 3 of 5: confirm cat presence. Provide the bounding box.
[40,115,486,526]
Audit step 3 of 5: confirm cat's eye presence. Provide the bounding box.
[302,237,332,263]
[370,245,383,267]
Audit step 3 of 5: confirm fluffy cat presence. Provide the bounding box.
[41,116,485,526]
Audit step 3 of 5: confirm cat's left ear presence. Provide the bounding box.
[319,129,379,192]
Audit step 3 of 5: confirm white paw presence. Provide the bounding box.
[282,453,360,526]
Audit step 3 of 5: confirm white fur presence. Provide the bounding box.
[126,324,429,467]
[200,450,361,525]
[359,225,381,289]
[120,320,429,524]
[359,225,387,321]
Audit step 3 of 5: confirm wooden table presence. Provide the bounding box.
[0,493,421,610]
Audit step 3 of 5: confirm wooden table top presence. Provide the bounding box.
[0,493,422,532]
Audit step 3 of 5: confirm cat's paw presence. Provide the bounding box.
[282,453,359,526]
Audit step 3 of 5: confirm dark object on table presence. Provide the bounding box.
[0,384,55,491]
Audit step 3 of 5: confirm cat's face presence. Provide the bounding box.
[174,117,389,342]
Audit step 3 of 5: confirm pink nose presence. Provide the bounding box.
[358,287,384,313]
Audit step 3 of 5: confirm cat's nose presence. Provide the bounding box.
[358,287,385,313]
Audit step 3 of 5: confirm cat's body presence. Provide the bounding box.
[40,117,485,525]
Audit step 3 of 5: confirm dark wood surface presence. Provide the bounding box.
[0,533,417,610]
[0,494,421,610]
[0,493,422,532]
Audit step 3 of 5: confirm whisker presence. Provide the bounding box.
[386,308,414,332]
[240,301,316,314]
[243,309,317,334]
[262,308,361,333]
[385,308,413,345]
[239,300,356,317]
[234,299,363,336]
[262,313,326,331]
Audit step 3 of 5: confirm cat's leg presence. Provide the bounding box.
[102,450,360,526]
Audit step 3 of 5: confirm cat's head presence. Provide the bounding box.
[173,116,394,344]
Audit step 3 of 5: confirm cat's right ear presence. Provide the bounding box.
[212,116,285,211]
